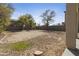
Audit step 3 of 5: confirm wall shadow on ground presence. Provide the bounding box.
[68,48,79,56]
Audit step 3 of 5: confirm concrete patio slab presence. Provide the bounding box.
[62,48,75,56]
[62,39,79,56]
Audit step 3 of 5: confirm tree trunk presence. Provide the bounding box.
[46,20,49,30]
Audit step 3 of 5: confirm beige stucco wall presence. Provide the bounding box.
[66,3,78,49]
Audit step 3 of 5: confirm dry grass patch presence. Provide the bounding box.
[8,41,31,51]
[0,41,32,56]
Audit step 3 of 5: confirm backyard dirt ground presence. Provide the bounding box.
[0,30,66,56]
[0,30,46,43]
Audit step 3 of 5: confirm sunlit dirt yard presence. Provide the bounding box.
[0,30,66,56]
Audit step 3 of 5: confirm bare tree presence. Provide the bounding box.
[40,9,55,30]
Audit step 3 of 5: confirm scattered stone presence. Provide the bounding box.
[33,50,43,56]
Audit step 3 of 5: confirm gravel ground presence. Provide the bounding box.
[24,31,66,56]
[0,31,66,56]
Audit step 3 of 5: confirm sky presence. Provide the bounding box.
[11,3,66,25]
